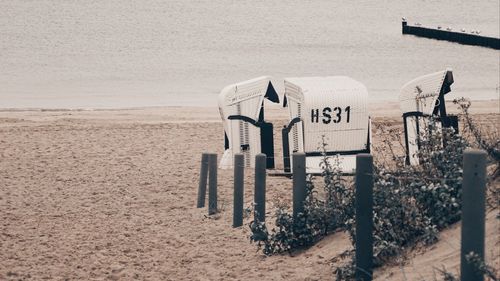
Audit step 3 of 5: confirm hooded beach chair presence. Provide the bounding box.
[218,76,279,169]
[399,68,458,165]
[282,76,371,174]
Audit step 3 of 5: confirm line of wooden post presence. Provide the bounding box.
[196,150,488,281]
[197,152,307,225]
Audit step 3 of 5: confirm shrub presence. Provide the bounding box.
[453,98,500,167]
[463,252,499,281]
[453,98,500,208]
[249,152,354,255]
[405,120,466,229]
[435,252,499,281]
[336,119,467,268]
[249,111,496,279]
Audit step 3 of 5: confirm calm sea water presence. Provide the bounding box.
[0,0,498,109]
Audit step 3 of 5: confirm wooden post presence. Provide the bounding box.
[208,153,218,215]
[355,154,373,281]
[292,152,306,220]
[254,154,266,222]
[197,153,209,208]
[233,153,244,227]
[461,149,487,281]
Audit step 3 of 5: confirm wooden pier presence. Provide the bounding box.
[402,21,500,50]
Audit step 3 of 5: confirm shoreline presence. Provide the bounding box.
[0,97,498,112]
[0,99,497,125]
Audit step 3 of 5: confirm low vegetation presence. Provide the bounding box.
[249,100,499,280]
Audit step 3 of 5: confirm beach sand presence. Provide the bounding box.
[0,100,498,280]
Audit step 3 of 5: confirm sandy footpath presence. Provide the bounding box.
[0,100,498,280]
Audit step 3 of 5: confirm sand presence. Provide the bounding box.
[0,100,498,280]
